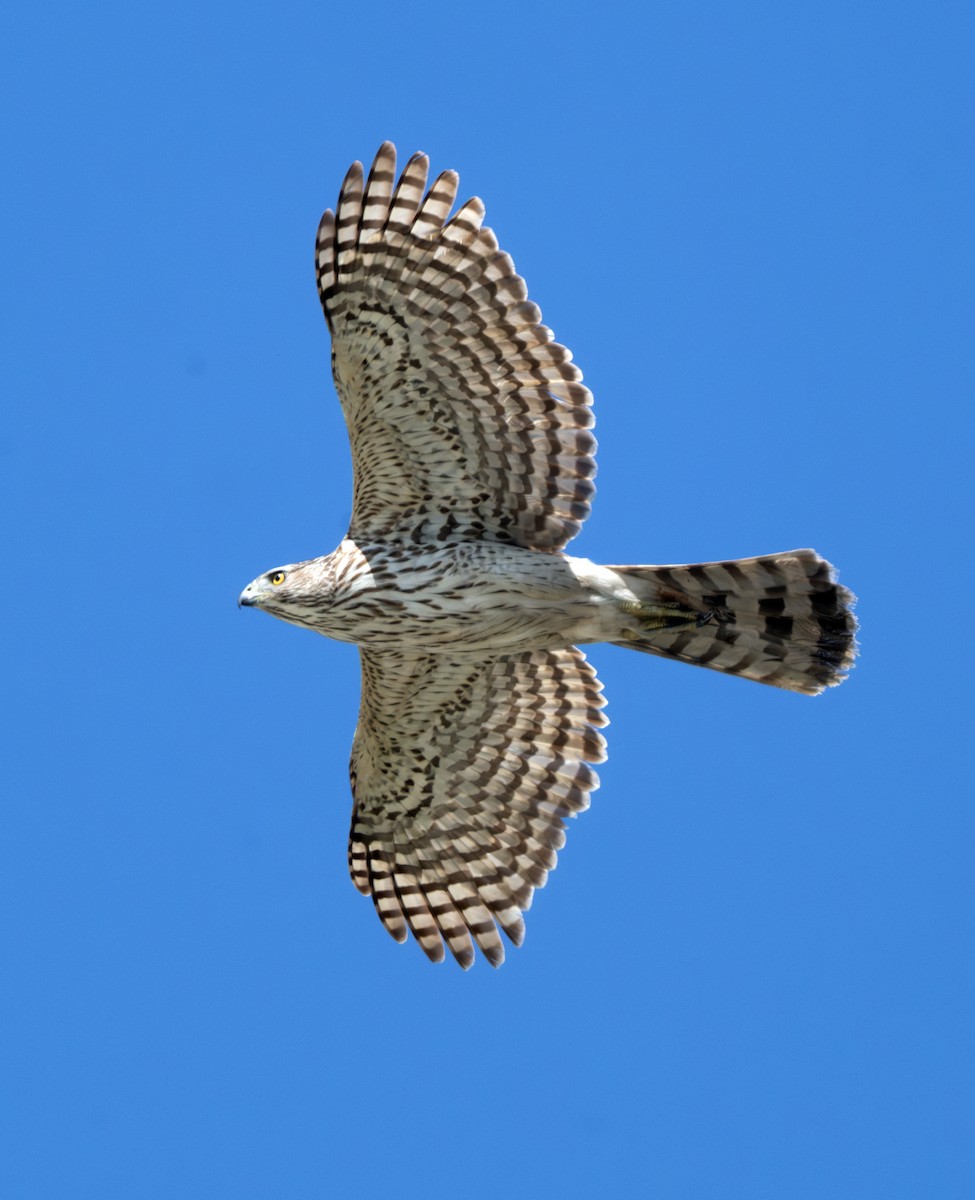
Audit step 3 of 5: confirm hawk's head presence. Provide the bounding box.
[238,559,333,631]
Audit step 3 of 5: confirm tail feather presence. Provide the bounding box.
[609,549,857,696]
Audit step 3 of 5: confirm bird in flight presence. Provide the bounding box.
[239,143,856,969]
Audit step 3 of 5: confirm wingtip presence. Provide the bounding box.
[454,946,475,971]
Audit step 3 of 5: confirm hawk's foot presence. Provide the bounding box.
[617,599,709,632]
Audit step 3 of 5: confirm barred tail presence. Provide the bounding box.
[609,549,857,696]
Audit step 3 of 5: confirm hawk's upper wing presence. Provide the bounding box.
[348,646,608,968]
[315,143,597,551]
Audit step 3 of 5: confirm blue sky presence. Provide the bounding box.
[3,2,973,1196]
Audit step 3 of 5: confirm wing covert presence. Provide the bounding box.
[316,142,597,551]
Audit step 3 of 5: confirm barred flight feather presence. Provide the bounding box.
[315,141,596,550]
[348,646,607,968]
[609,550,856,695]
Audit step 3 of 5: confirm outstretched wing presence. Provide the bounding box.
[315,142,597,551]
[347,646,608,968]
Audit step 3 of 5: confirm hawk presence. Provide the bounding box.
[239,143,856,968]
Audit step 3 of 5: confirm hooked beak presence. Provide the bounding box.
[238,582,260,609]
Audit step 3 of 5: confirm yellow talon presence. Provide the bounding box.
[618,599,702,631]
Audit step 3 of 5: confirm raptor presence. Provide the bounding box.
[239,143,857,968]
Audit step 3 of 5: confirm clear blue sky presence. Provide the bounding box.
[3,3,973,1197]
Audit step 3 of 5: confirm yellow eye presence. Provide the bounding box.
[270,571,285,586]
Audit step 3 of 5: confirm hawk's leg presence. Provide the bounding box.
[617,599,707,632]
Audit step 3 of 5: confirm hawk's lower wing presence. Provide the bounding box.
[348,646,608,968]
